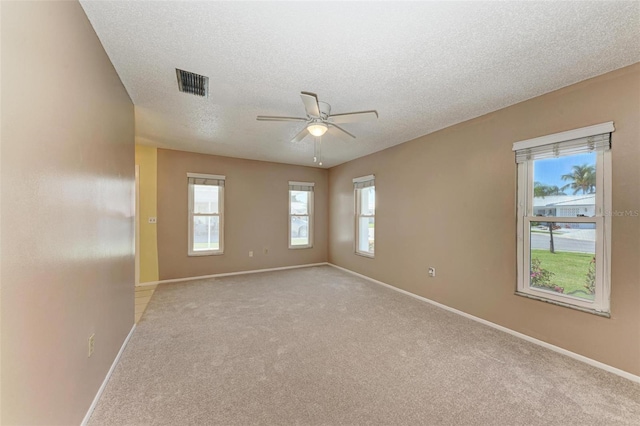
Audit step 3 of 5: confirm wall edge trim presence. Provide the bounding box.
[328,263,640,384]
[136,262,329,287]
[81,323,137,426]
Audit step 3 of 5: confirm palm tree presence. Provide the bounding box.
[533,182,564,253]
[534,182,565,198]
[561,164,595,194]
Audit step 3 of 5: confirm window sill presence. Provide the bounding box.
[355,251,375,259]
[514,291,610,318]
[289,245,313,250]
[188,251,224,257]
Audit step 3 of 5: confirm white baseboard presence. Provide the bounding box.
[135,262,329,287]
[81,324,136,426]
[136,281,162,287]
[328,263,640,384]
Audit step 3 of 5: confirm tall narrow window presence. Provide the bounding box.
[354,175,375,257]
[289,181,314,249]
[514,122,613,314]
[188,173,225,256]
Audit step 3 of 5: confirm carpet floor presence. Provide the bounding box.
[89,266,640,425]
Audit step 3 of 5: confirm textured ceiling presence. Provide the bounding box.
[80,1,640,168]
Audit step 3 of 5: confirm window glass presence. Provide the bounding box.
[188,174,224,256]
[193,216,220,251]
[288,184,313,249]
[529,221,596,301]
[359,187,375,215]
[194,185,219,214]
[355,182,375,257]
[358,217,374,253]
[290,191,308,215]
[290,216,309,247]
[533,153,596,217]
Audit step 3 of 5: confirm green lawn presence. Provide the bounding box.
[531,249,594,300]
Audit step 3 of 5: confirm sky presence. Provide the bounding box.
[533,153,596,190]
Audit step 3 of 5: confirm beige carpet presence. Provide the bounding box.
[89,266,640,425]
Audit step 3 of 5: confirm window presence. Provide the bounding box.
[289,181,314,249]
[514,122,613,314]
[354,175,375,257]
[188,173,225,256]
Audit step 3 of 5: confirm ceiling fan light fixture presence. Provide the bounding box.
[307,122,328,137]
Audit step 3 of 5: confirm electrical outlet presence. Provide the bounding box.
[249,251,253,257]
[88,334,95,357]
[148,217,157,224]
[428,267,436,278]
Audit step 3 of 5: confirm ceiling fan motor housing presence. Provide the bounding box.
[317,101,331,120]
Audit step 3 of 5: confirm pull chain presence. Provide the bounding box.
[313,136,318,163]
[314,136,323,166]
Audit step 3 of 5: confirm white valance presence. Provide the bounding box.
[513,122,613,164]
[187,173,225,187]
[353,174,375,189]
[289,181,314,192]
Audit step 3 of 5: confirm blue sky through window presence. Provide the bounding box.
[533,153,596,190]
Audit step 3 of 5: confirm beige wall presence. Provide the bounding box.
[1,1,135,424]
[157,149,328,279]
[329,64,640,375]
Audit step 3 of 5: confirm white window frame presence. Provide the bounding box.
[354,175,375,258]
[288,181,314,249]
[188,172,225,256]
[514,123,613,315]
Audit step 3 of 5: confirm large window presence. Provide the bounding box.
[289,181,314,249]
[354,175,375,257]
[514,123,613,314]
[188,173,225,256]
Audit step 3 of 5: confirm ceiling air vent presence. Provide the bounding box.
[176,69,209,97]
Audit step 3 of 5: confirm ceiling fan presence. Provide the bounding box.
[257,91,378,143]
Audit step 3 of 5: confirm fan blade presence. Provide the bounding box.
[300,92,321,117]
[257,116,307,122]
[329,123,356,139]
[329,110,378,124]
[291,127,309,143]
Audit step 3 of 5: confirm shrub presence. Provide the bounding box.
[530,258,562,292]
[584,256,596,295]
